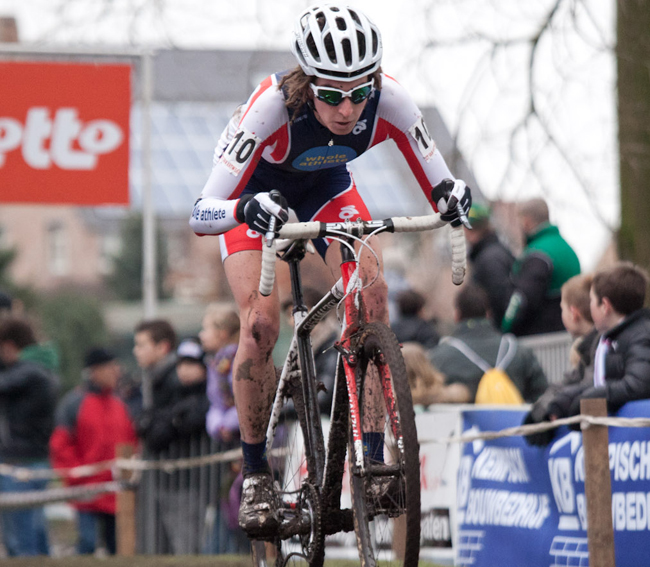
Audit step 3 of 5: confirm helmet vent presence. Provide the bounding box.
[306,33,321,62]
[316,11,326,31]
[356,30,366,59]
[323,33,336,63]
[335,17,347,31]
[341,38,352,65]
[349,10,361,26]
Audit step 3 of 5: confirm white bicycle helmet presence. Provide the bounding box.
[291,3,382,80]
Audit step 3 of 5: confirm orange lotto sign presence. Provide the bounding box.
[0,61,131,205]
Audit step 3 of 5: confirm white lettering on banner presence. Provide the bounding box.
[0,108,124,169]
[549,458,575,515]
[612,492,650,531]
[471,447,529,483]
[464,489,550,529]
[610,441,650,482]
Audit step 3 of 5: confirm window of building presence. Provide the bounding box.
[99,234,121,275]
[47,221,68,276]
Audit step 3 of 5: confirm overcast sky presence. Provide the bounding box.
[0,0,617,270]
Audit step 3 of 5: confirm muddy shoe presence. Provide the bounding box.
[367,475,405,515]
[238,472,279,537]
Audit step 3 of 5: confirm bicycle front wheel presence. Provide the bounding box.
[349,322,421,567]
[253,366,325,567]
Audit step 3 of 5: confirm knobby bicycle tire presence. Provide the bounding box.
[252,365,326,567]
[349,322,421,567]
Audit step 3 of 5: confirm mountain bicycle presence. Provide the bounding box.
[250,211,466,567]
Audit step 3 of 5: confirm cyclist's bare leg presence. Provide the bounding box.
[224,250,280,444]
[324,235,387,433]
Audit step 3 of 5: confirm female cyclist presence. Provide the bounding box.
[189,2,472,537]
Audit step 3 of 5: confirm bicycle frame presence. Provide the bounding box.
[265,230,377,490]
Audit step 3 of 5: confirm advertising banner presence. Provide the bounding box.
[456,400,650,567]
[0,61,131,205]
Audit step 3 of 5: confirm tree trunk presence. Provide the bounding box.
[617,0,650,263]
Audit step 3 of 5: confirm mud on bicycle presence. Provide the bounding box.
[249,213,466,567]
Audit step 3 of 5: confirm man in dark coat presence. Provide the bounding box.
[464,203,515,328]
[0,318,59,556]
[502,198,580,336]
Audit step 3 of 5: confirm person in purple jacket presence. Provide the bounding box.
[200,303,241,443]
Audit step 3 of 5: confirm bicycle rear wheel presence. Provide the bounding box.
[252,366,325,567]
[349,322,421,567]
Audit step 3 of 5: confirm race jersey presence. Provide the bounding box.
[190,72,454,236]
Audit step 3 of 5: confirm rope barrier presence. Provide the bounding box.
[0,414,647,509]
[419,414,650,445]
[0,481,129,510]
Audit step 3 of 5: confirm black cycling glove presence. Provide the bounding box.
[236,191,289,234]
[431,179,472,227]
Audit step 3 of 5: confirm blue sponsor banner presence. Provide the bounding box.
[456,400,650,567]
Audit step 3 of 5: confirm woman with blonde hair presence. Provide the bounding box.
[401,342,472,406]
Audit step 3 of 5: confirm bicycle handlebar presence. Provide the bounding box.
[258,214,467,296]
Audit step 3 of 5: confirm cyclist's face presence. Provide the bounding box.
[312,76,370,136]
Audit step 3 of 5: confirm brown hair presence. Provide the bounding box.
[454,283,490,321]
[592,262,648,315]
[0,317,36,349]
[134,319,177,349]
[278,65,383,122]
[561,274,594,323]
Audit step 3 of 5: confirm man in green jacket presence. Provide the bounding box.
[429,283,548,403]
[502,198,580,336]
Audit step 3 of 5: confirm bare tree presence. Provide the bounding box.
[406,1,619,266]
[616,0,650,265]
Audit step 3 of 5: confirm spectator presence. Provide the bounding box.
[49,347,137,555]
[525,262,650,445]
[132,319,180,445]
[281,288,339,414]
[391,289,440,349]
[199,303,248,553]
[140,336,210,555]
[0,317,59,557]
[464,203,515,328]
[139,338,209,453]
[560,274,599,385]
[402,342,472,406]
[429,283,548,403]
[502,198,581,336]
[200,303,241,443]
[523,274,598,444]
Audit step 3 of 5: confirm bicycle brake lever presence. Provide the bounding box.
[447,193,472,230]
[265,215,277,247]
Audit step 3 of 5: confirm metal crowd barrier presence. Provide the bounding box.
[519,331,573,384]
[135,433,249,555]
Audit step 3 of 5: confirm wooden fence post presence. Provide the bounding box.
[116,443,136,556]
[580,398,616,567]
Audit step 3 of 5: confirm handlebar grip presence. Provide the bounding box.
[450,225,466,286]
[259,239,277,297]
